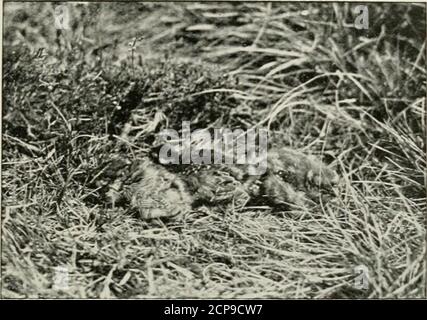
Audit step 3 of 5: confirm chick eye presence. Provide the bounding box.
[275,170,287,179]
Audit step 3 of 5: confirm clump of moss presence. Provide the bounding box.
[108,57,240,137]
[3,46,240,145]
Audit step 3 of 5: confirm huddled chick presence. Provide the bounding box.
[105,147,339,219]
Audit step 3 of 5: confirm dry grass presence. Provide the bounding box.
[1,2,426,298]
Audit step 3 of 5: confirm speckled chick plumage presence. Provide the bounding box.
[107,159,192,219]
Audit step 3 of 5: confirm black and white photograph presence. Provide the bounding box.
[1,1,426,300]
